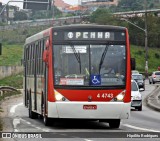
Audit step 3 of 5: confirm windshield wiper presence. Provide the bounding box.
[99,45,109,74]
[70,45,81,74]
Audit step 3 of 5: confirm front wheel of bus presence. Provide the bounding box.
[109,119,120,129]
[43,115,52,126]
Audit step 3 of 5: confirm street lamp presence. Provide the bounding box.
[121,17,148,78]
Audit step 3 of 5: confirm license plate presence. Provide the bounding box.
[83,105,97,110]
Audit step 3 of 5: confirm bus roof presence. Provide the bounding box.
[53,24,126,31]
[25,27,52,45]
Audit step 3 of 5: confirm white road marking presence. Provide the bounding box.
[20,118,51,132]
[10,103,23,113]
[84,139,93,141]
[123,124,160,132]
[13,118,20,132]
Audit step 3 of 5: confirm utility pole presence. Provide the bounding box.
[121,0,148,78]
[144,0,148,78]
[52,0,54,25]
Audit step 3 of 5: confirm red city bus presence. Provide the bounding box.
[23,24,131,128]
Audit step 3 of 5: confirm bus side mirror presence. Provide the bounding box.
[131,58,136,70]
[43,50,49,63]
[0,43,2,55]
[43,39,49,64]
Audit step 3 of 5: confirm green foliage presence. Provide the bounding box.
[0,73,23,89]
[130,45,160,73]
[155,53,160,59]
[0,25,50,44]
[0,44,23,66]
[90,8,118,25]
[14,11,28,21]
[89,9,160,48]
[31,6,62,20]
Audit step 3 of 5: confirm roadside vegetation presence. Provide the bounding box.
[130,45,160,73]
[0,44,23,66]
[0,73,22,101]
[0,73,23,131]
[0,73,23,89]
[0,73,22,131]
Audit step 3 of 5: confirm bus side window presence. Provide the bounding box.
[32,44,35,75]
[39,40,42,75]
[35,42,40,75]
[42,39,45,75]
[28,45,31,75]
[38,41,41,75]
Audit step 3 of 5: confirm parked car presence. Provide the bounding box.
[132,74,145,90]
[132,70,139,74]
[131,80,142,111]
[149,71,160,84]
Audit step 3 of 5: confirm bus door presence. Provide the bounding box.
[42,39,49,116]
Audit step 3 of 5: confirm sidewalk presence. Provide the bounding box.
[146,85,160,112]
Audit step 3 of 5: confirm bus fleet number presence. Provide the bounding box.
[97,93,113,99]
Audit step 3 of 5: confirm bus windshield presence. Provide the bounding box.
[53,44,126,87]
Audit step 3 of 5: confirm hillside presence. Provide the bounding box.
[0,44,23,66]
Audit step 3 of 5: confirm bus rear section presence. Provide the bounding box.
[24,25,131,128]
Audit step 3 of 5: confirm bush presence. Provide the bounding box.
[155,53,160,59]
[137,50,143,55]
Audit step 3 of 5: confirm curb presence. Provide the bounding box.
[146,85,160,112]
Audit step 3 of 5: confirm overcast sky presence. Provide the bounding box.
[1,0,79,8]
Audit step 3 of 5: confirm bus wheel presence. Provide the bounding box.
[109,119,120,129]
[28,98,38,119]
[43,115,51,126]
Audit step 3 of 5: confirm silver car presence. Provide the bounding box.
[149,71,160,84]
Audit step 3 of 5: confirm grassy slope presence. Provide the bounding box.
[0,73,23,89]
[0,44,23,66]
[130,45,160,73]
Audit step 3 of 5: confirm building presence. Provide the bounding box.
[54,0,71,11]
[81,0,119,11]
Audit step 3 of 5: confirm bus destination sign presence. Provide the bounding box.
[64,32,115,40]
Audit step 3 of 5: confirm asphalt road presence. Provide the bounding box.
[1,80,160,141]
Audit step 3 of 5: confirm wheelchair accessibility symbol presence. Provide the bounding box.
[91,75,101,85]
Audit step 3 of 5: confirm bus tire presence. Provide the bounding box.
[28,94,38,119]
[43,115,52,126]
[109,119,120,129]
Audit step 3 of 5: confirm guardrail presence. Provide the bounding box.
[146,85,160,112]
[0,86,18,97]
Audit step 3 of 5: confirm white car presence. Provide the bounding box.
[131,80,142,111]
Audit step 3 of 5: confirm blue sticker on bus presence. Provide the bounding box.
[90,75,101,85]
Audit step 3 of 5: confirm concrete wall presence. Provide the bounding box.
[0,66,23,80]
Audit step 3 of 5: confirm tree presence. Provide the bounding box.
[89,8,118,25]
[14,11,28,21]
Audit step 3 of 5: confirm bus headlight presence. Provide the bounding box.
[55,93,63,101]
[54,90,69,101]
[113,90,126,102]
[117,94,124,101]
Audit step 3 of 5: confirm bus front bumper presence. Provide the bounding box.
[48,102,130,119]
